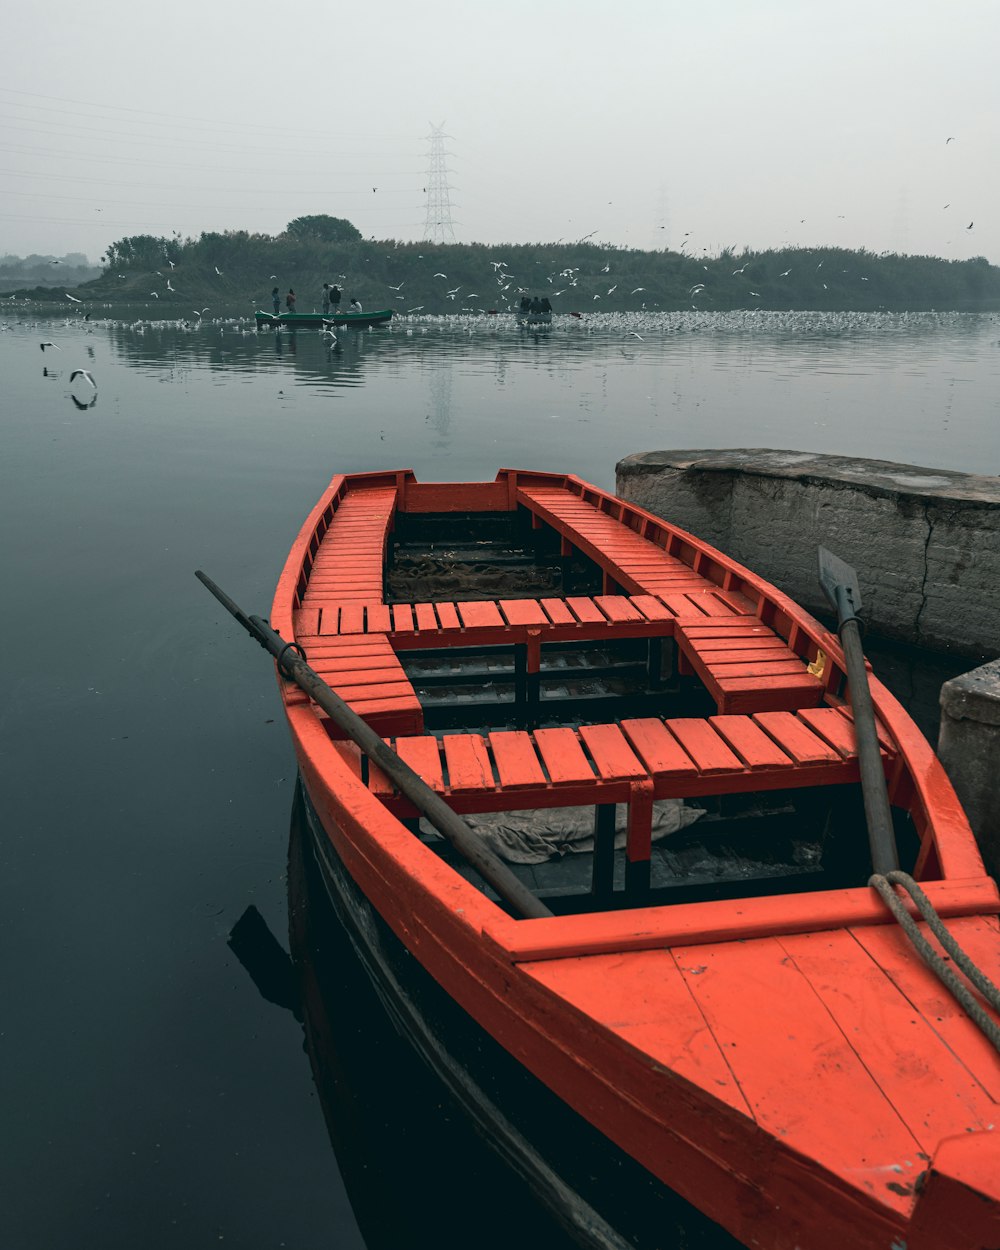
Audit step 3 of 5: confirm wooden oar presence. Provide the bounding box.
[818,547,900,875]
[196,570,553,921]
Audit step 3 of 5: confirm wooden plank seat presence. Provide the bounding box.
[301,590,745,645]
[515,485,824,713]
[288,632,423,737]
[297,591,823,717]
[516,483,731,598]
[301,485,398,608]
[676,617,824,713]
[333,707,892,892]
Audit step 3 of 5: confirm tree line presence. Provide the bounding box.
[0,251,102,288]
[7,216,1000,313]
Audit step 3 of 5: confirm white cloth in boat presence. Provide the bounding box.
[446,800,705,865]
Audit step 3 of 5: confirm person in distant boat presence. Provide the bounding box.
[529,296,542,314]
[285,289,296,312]
[321,283,331,315]
[540,297,552,314]
[349,298,363,313]
[519,296,531,313]
[271,286,281,314]
[330,285,342,312]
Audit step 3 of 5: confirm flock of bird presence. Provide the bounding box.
[7,295,982,415]
[10,141,984,402]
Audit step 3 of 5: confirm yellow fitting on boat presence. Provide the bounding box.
[807,648,827,679]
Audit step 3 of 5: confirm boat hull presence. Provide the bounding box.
[255,309,393,328]
[273,468,1000,1250]
[290,777,733,1249]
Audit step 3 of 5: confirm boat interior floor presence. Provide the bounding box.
[415,785,920,917]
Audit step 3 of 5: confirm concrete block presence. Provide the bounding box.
[939,660,1000,877]
[617,449,1000,658]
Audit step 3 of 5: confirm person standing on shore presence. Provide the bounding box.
[271,286,281,314]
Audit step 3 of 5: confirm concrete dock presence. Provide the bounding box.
[617,449,1000,658]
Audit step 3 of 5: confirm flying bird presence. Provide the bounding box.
[733,265,748,275]
[167,260,176,269]
[214,266,223,276]
[65,293,82,303]
[70,369,97,388]
[40,341,60,351]
[779,269,791,277]
[946,136,955,144]
[967,221,974,230]
[601,264,610,273]
[630,287,645,294]
[388,282,404,291]
[166,279,175,291]
[150,291,159,298]
[434,273,447,278]
[49,259,63,265]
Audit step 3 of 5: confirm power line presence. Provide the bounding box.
[0,86,413,142]
[0,113,420,163]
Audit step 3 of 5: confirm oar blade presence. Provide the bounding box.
[818,545,862,620]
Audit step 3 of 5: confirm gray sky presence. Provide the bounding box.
[4,0,997,263]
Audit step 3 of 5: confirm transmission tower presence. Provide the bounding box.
[422,123,457,244]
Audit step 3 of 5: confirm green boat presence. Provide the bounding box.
[255,308,394,329]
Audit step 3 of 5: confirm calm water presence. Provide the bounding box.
[3,308,998,1249]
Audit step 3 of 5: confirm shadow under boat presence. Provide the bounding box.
[281,778,744,1250]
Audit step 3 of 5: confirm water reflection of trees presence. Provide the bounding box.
[103,321,376,392]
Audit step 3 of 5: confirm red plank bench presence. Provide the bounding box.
[333,707,890,895]
[300,484,398,609]
[285,632,423,737]
[514,485,824,713]
[297,591,824,717]
[516,483,730,598]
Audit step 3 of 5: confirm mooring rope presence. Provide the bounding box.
[869,870,1000,1055]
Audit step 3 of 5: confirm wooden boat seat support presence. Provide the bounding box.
[331,707,892,900]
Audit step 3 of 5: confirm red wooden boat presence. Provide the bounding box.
[270,468,1000,1250]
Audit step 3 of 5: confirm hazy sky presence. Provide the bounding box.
[4,0,997,263]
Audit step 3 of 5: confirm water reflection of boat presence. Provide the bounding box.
[255,309,393,329]
[268,468,1000,1250]
[287,783,630,1250]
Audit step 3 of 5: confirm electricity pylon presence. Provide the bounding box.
[423,123,457,244]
